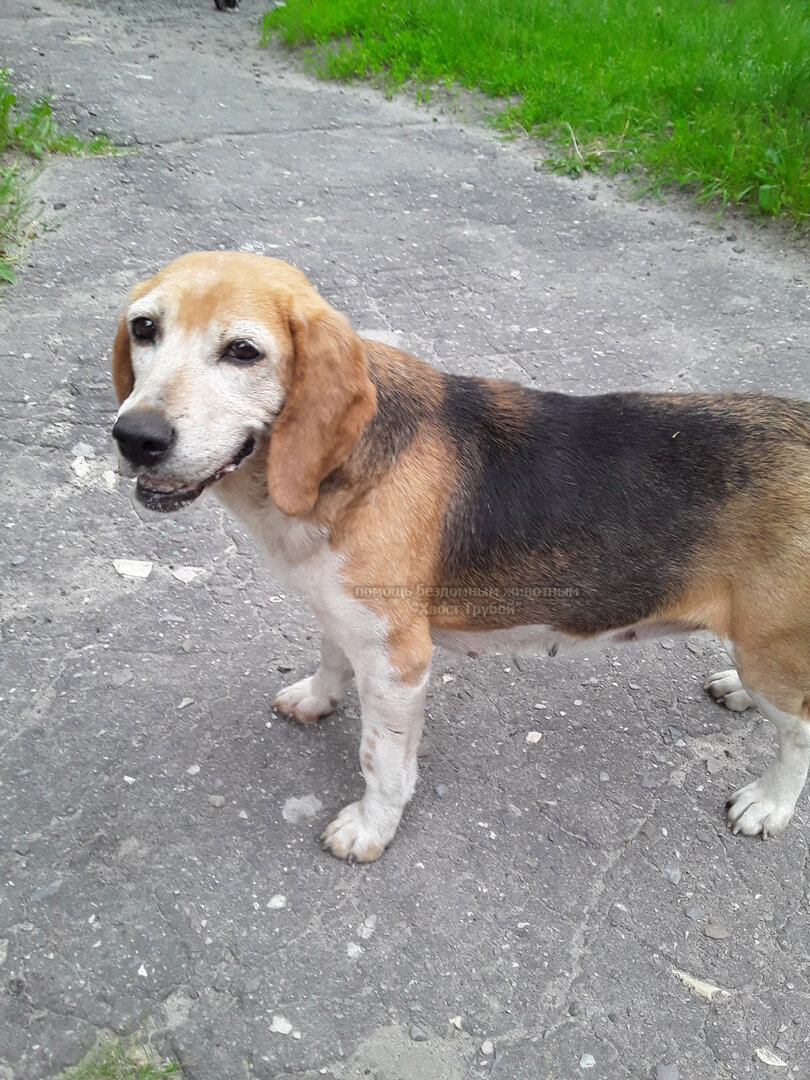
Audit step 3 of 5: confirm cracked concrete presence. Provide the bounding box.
[1,0,809,1077]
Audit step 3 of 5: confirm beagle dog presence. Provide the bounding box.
[111,251,810,862]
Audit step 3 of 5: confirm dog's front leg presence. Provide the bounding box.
[273,631,354,725]
[321,628,432,863]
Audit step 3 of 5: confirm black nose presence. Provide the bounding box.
[112,410,175,468]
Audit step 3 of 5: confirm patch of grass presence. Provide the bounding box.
[262,0,810,224]
[57,1033,180,1080]
[0,67,115,283]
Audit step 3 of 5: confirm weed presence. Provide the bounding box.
[56,1033,180,1080]
[0,68,115,283]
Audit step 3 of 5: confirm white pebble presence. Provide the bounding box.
[269,1015,293,1035]
[358,915,377,939]
[526,731,543,744]
[267,894,287,910]
[169,566,204,583]
[113,559,152,580]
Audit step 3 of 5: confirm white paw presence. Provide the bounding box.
[320,800,398,863]
[726,776,795,838]
[272,676,339,725]
[705,669,755,712]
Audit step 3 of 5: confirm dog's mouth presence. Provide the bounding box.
[135,437,256,513]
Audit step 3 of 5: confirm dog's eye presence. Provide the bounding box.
[131,317,157,342]
[223,340,260,363]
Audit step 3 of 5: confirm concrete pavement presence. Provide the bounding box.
[1,1,809,1077]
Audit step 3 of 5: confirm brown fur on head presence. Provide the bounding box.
[267,304,377,517]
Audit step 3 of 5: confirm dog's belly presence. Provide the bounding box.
[431,618,691,659]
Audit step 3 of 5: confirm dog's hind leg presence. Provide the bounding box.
[721,641,810,838]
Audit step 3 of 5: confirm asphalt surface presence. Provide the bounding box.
[1,2,809,1078]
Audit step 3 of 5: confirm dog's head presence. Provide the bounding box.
[112,251,376,516]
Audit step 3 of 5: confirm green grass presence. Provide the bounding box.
[0,67,114,283]
[56,1034,180,1080]
[262,0,810,224]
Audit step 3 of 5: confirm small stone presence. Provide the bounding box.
[113,559,152,579]
[641,777,658,789]
[685,904,703,921]
[186,764,200,775]
[568,1000,580,1015]
[706,757,724,775]
[409,1024,428,1042]
[660,638,676,650]
[579,1053,596,1069]
[726,233,737,241]
[663,864,681,886]
[347,942,363,959]
[71,456,90,479]
[267,894,287,910]
[599,772,609,783]
[238,810,248,819]
[111,669,133,688]
[755,1047,787,1067]
[686,641,703,658]
[608,1012,620,1023]
[181,638,193,653]
[481,1040,494,1055]
[123,775,136,785]
[359,915,378,939]
[177,698,194,710]
[704,922,729,940]
[588,192,597,200]
[269,1015,293,1035]
[10,555,26,566]
[207,795,226,808]
[628,682,641,691]
[526,730,543,744]
[137,964,148,977]
[434,783,446,797]
[53,201,67,210]
[732,244,745,254]
[448,1015,463,1030]
[170,566,204,584]
[656,1066,680,1080]
[0,940,8,967]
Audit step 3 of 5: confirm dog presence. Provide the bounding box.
[111,250,810,862]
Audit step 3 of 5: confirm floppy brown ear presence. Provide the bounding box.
[267,304,377,517]
[112,315,134,404]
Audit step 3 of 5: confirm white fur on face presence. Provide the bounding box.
[116,287,286,485]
